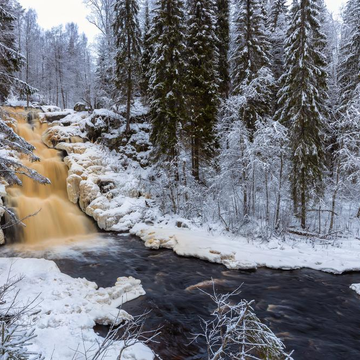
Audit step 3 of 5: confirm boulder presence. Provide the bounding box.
[74,102,88,112]
[67,174,82,204]
[0,229,4,245]
[79,180,101,212]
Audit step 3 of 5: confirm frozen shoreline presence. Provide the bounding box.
[0,257,153,360]
[131,222,360,275]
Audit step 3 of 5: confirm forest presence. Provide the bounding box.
[1,0,360,359]
[1,0,360,237]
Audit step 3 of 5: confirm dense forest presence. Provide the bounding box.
[1,0,360,238]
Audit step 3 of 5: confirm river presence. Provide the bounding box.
[2,233,360,360]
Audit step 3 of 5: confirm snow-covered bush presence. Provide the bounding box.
[195,285,293,360]
[0,273,43,359]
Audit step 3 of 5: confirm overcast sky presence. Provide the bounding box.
[18,0,345,44]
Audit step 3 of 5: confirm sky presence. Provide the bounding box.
[18,0,345,44]
[18,0,101,43]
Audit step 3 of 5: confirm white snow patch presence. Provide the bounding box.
[131,222,360,274]
[0,258,153,360]
[350,284,360,295]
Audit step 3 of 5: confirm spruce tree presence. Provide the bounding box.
[113,0,142,133]
[148,0,187,160]
[275,0,328,229]
[0,0,35,102]
[186,0,219,180]
[231,0,273,135]
[215,0,230,98]
[337,0,360,111]
[269,0,288,80]
[140,0,152,101]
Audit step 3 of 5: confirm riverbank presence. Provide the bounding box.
[0,257,153,360]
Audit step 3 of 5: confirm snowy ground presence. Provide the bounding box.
[131,221,360,274]
[0,257,154,360]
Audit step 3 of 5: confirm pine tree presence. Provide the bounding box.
[186,0,219,180]
[148,0,187,160]
[113,0,142,133]
[140,0,152,101]
[337,0,360,111]
[275,0,328,229]
[231,0,273,135]
[0,0,36,102]
[269,0,288,80]
[215,0,230,98]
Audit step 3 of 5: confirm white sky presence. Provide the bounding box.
[18,0,101,43]
[18,0,345,44]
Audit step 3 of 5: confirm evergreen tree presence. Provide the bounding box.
[275,0,328,229]
[231,0,273,135]
[186,0,219,180]
[140,0,152,101]
[337,0,360,111]
[149,0,187,160]
[215,0,230,98]
[113,0,142,133]
[269,0,288,80]
[0,0,35,102]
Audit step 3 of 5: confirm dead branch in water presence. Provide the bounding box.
[0,207,42,230]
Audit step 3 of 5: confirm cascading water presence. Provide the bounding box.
[6,108,96,244]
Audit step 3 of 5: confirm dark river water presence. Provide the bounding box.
[3,233,360,360]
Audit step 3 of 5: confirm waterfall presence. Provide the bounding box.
[6,108,96,244]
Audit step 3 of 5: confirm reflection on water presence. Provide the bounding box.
[5,108,96,244]
[2,233,360,360]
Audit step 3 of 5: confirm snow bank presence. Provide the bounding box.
[131,222,360,274]
[0,257,153,360]
[41,105,61,113]
[56,141,158,232]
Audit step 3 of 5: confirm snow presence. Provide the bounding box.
[56,141,158,232]
[0,257,153,360]
[40,105,61,113]
[131,221,360,274]
[5,99,34,108]
[350,283,360,295]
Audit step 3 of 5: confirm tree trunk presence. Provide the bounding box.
[329,165,339,232]
[275,155,284,228]
[265,169,269,223]
[192,136,200,181]
[126,68,132,134]
[301,168,306,229]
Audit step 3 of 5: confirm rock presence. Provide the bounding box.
[0,229,4,245]
[67,174,82,204]
[43,111,72,122]
[74,102,88,112]
[42,126,85,148]
[79,180,101,212]
[176,220,190,229]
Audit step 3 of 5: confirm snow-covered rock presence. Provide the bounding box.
[351,284,360,295]
[42,125,85,148]
[57,142,157,232]
[0,258,152,360]
[41,105,61,113]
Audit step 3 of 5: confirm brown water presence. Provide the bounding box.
[6,108,95,244]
